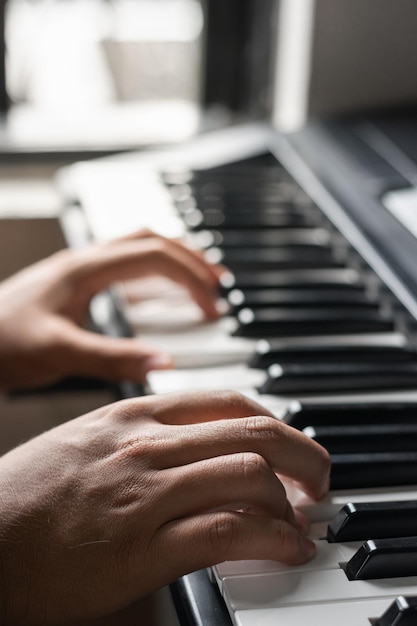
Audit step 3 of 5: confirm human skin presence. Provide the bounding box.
[0,390,330,625]
[0,230,222,392]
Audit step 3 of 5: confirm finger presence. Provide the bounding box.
[161,417,329,500]
[63,326,173,382]
[138,389,277,425]
[113,229,223,283]
[158,453,297,527]
[113,228,158,241]
[119,391,330,500]
[72,238,221,318]
[149,511,316,589]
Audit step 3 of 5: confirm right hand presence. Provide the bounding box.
[0,390,330,624]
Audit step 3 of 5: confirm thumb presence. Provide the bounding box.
[66,328,174,383]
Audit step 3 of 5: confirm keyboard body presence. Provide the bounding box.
[58,112,417,626]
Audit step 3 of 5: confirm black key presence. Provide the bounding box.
[375,596,417,626]
[194,196,300,212]
[208,227,331,248]
[189,192,302,211]
[212,247,344,271]
[229,288,374,311]
[327,501,417,543]
[344,537,417,580]
[250,341,416,369]
[234,307,394,338]
[285,401,417,430]
[220,268,363,291]
[184,210,310,230]
[331,452,417,489]
[304,424,417,454]
[260,362,417,395]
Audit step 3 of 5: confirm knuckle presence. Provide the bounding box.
[208,512,241,558]
[240,451,270,483]
[242,414,278,443]
[119,430,161,464]
[147,238,169,259]
[274,523,298,555]
[215,389,248,410]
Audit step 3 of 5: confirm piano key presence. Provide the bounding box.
[200,227,332,248]
[190,196,303,213]
[221,567,417,611]
[206,246,345,270]
[344,537,417,580]
[228,287,377,311]
[164,164,290,186]
[327,501,417,543]
[214,537,360,587]
[183,209,310,230]
[234,307,394,338]
[374,596,417,626]
[220,267,364,290]
[285,400,417,429]
[259,362,417,395]
[285,481,417,525]
[251,340,417,369]
[141,326,255,369]
[234,598,393,626]
[331,452,417,490]
[146,364,268,395]
[304,424,417,454]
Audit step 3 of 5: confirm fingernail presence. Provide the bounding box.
[301,536,316,560]
[143,354,173,371]
[319,475,331,500]
[294,509,310,535]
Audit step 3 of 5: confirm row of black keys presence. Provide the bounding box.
[163,161,417,493]
[327,500,417,580]
[166,163,417,397]
[165,157,417,626]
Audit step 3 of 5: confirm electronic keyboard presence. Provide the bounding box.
[58,115,417,626]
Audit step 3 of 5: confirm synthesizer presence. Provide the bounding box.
[59,117,417,626]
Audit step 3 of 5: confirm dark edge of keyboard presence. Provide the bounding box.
[170,570,233,626]
[284,117,417,313]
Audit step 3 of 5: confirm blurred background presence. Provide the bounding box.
[4,0,206,147]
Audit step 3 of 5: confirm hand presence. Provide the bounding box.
[0,231,222,392]
[0,390,330,624]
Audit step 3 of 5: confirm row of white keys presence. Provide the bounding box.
[214,522,361,586]
[222,568,417,612]
[234,598,394,626]
[212,484,417,625]
[217,490,417,625]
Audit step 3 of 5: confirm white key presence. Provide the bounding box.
[146,364,267,395]
[123,290,257,368]
[222,568,417,611]
[234,598,394,626]
[214,529,360,591]
[142,322,256,368]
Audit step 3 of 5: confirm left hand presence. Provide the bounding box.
[0,231,223,392]
[0,390,330,624]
